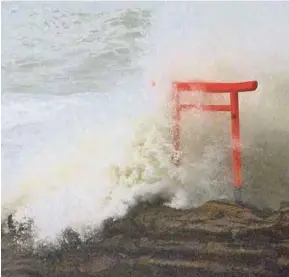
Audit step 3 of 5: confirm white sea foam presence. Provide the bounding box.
[2,2,289,244]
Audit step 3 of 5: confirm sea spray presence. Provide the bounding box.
[2,2,289,244]
[142,1,289,208]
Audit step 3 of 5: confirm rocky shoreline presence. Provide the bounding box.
[2,200,289,277]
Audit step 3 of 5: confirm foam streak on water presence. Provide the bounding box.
[2,2,289,244]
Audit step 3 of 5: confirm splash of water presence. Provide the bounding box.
[142,1,289,209]
[2,2,289,244]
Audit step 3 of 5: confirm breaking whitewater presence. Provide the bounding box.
[2,2,289,246]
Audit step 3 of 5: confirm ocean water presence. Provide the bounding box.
[2,1,289,244]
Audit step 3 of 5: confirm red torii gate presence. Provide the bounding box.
[153,80,258,203]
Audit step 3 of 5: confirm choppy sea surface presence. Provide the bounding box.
[2,1,289,244]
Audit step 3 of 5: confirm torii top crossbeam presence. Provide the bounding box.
[173,81,258,93]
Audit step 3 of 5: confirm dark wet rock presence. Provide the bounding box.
[2,200,289,277]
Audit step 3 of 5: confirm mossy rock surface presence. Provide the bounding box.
[2,200,289,277]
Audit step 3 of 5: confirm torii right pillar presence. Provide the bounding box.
[171,80,258,204]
